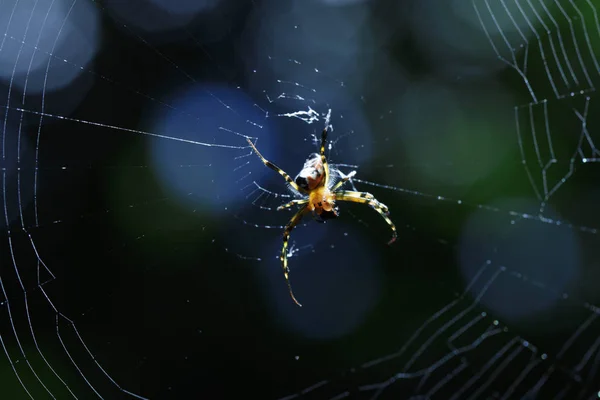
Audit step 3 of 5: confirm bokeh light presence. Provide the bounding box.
[459,197,581,324]
[147,82,267,214]
[0,0,100,93]
[396,78,514,189]
[263,222,383,339]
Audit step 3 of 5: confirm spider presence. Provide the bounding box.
[247,123,397,307]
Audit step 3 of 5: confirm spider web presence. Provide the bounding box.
[0,0,599,399]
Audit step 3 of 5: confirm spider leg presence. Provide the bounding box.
[247,138,307,194]
[335,190,397,244]
[281,206,308,307]
[319,125,331,188]
[330,170,356,192]
[277,199,309,211]
[335,190,389,213]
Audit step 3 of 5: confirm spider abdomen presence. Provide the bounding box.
[295,153,324,190]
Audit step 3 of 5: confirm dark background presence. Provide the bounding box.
[1,0,599,399]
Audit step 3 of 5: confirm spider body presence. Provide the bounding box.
[247,120,397,307]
